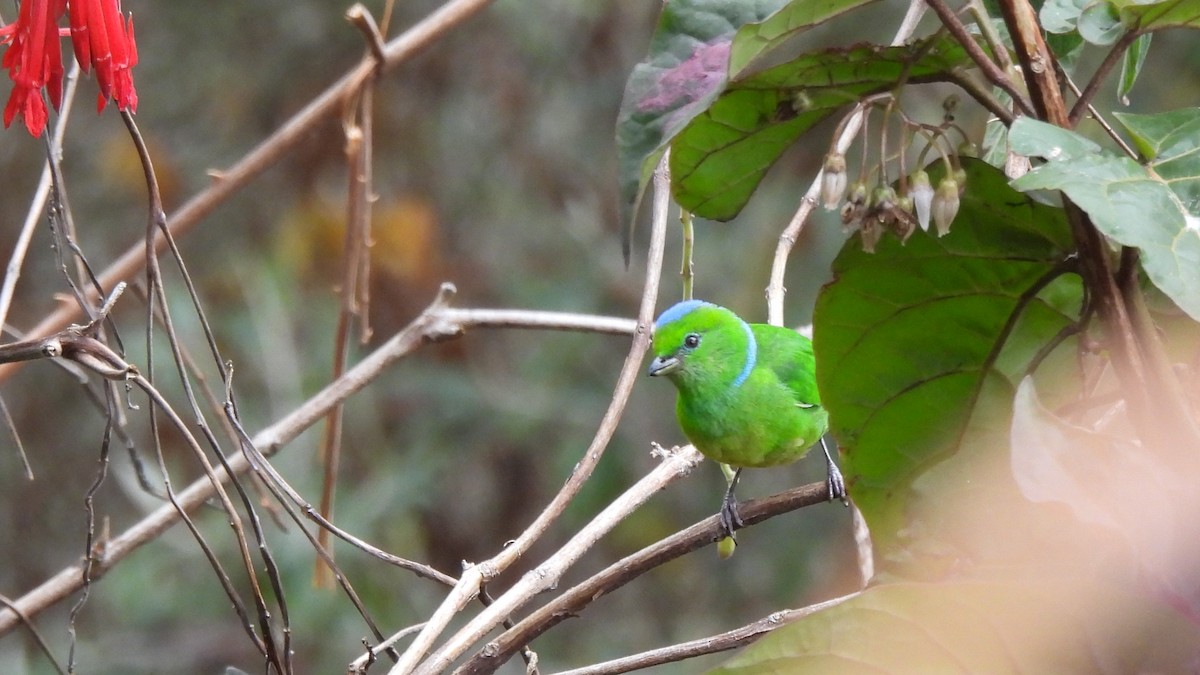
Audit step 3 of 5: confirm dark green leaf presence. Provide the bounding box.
[671,35,974,221]
[1011,117,1200,320]
[616,0,873,260]
[814,159,1078,555]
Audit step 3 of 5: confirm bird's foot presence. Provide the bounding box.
[826,463,848,506]
[821,436,849,506]
[717,467,745,539]
[718,493,744,540]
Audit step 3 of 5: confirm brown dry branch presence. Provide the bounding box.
[995,0,1200,453]
[318,9,383,587]
[455,481,836,674]
[387,152,671,675]
[551,593,859,675]
[0,0,498,386]
[0,287,638,637]
[409,444,705,675]
[923,0,1035,115]
[0,63,81,334]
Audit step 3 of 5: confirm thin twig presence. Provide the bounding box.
[455,481,834,674]
[408,446,705,675]
[390,152,672,675]
[0,0,498,385]
[765,0,928,325]
[0,593,66,675]
[0,290,635,636]
[550,594,859,675]
[924,0,1035,116]
[0,62,80,334]
[1067,30,1139,127]
[1057,63,1135,157]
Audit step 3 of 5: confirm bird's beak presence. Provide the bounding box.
[647,355,680,377]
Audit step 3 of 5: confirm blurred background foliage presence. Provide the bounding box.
[0,0,1196,673]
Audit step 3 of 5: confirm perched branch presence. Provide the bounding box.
[456,480,834,674]
[410,445,706,675]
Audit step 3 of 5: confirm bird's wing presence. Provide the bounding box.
[751,324,820,406]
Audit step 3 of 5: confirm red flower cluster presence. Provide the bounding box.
[1,0,138,136]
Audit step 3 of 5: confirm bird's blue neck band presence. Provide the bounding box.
[733,318,756,389]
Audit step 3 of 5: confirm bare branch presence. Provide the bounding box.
[0,0,498,385]
[456,481,835,674]
[390,152,672,675]
[409,446,705,675]
[0,285,636,637]
[551,594,859,675]
[924,0,1035,116]
[1067,30,1139,127]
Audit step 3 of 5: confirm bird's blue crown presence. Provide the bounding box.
[653,299,711,332]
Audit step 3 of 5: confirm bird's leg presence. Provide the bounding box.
[718,464,744,538]
[821,435,848,505]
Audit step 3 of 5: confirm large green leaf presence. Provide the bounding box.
[711,580,1200,674]
[615,0,874,259]
[671,35,974,221]
[1076,0,1200,44]
[814,159,1078,559]
[1115,107,1200,210]
[1010,116,1200,321]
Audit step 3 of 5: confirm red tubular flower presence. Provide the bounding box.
[68,0,138,113]
[1,0,69,136]
[1,0,138,136]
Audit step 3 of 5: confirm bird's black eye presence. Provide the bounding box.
[683,333,701,349]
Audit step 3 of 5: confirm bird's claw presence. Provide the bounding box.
[820,436,849,506]
[826,463,848,506]
[718,494,744,540]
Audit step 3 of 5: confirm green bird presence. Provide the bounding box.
[647,299,846,536]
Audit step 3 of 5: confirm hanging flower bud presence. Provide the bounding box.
[932,177,960,237]
[821,153,848,210]
[908,170,934,232]
[840,181,868,231]
[954,167,968,194]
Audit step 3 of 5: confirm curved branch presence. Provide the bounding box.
[455,481,834,674]
[0,0,498,385]
[923,0,1035,116]
[0,286,636,637]
[392,151,672,675]
[552,593,859,675]
[1067,30,1139,127]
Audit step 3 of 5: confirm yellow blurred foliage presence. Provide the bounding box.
[274,193,443,287]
